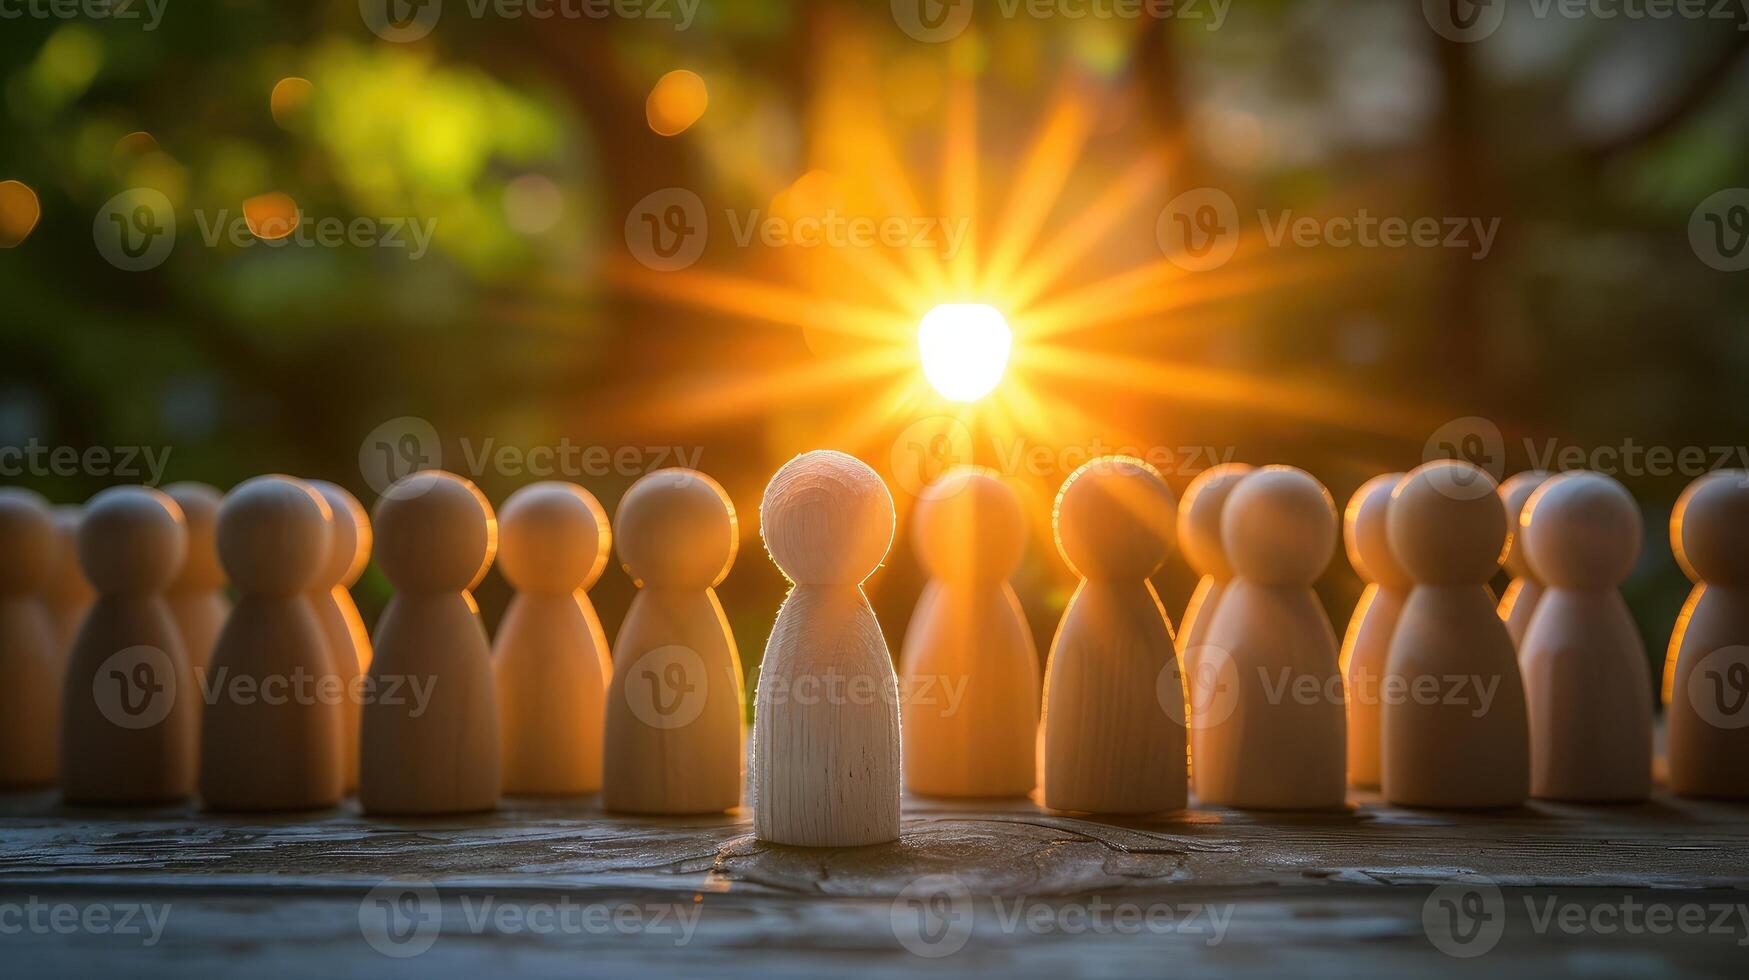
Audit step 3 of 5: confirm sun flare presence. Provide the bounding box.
[918,303,1012,403]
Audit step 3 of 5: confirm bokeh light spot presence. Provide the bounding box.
[504,174,561,235]
[0,180,42,248]
[243,192,300,240]
[271,77,315,129]
[646,70,708,136]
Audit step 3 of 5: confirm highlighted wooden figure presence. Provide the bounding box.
[900,467,1038,798]
[164,482,230,676]
[61,486,200,804]
[1665,470,1749,798]
[0,490,59,788]
[44,505,94,665]
[306,480,372,793]
[1195,466,1345,810]
[605,469,744,814]
[1381,461,1528,809]
[1042,456,1186,814]
[1517,471,1651,802]
[493,481,612,796]
[359,470,501,815]
[1497,470,1553,649]
[200,476,344,811]
[1177,463,1254,740]
[1339,472,1407,790]
[750,450,900,846]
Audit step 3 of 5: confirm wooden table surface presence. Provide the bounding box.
[2,783,1746,979]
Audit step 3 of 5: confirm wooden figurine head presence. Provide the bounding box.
[308,481,373,592]
[1671,470,1749,587]
[1053,455,1176,582]
[0,488,55,595]
[1522,471,1641,591]
[616,469,735,590]
[497,481,609,594]
[760,450,894,587]
[1498,470,1553,580]
[1344,473,1409,592]
[372,471,498,594]
[913,467,1025,585]
[78,486,187,596]
[1177,463,1254,581]
[1222,466,1335,588]
[165,482,225,595]
[1387,461,1506,587]
[216,476,333,598]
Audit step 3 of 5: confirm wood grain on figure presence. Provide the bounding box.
[305,480,372,793]
[900,467,1038,799]
[493,481,612,796]
[61,486,199,804]
[0,490,60,787]
[359,470,501,815]
[1041,456,1185,815]
[200,477,343,811]
[1497,470,1553,649]
[605,469,744,814]
[1176,463,1253,757]
[750,450,900,846]
[1195,466,1345,810]
[1381,461,1528,809]
[44,505,94,667]
[1518,471,1652,802]
[164,482,230,677]
[1664,470,1749,798]
[1339,473,1407,790]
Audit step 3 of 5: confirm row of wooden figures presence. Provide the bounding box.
[0,453,1743,846]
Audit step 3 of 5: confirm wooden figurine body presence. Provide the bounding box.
[61,487,199,804]
[0,490,60,787]
[164,482,230,676]
[1041,456,1184,814]
[1381,461,1529,808]
[1176,463,1253,737]
[359,470,500,815]
[1195,466,1345,810]
[1518,471,1651,802]
[604,469,744,814]
[200,476,343,810]
[1497,471,1553,650]
[900,467,1038,798]
[306,480,372,793]
[44,505,94,666]
[1663,471,1749,798]
[750,450,900,846]
[493,481,612,796]
[1339,472,1407,790]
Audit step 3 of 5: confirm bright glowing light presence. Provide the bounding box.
[918,303,1012,402]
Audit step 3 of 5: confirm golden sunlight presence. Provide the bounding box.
[919,303,1012,403]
